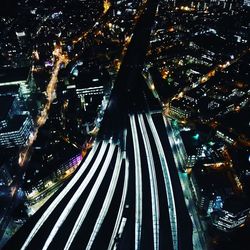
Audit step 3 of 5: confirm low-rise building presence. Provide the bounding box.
[216,129,235,145]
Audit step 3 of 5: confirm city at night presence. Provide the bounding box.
[0,0,250,249]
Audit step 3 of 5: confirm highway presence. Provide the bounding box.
[3,0,194,249]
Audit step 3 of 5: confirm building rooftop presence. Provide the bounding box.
[223,195,250,214]
[193,163,234,197]
[74,70,104,88]
[0,96,14,121]
[0,115,28,133]
[180,130,198,156]
[0,84,20,96]
[0,67,29,84]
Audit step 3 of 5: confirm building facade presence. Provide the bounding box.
[0,115,33,148]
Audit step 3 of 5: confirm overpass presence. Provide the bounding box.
[4,0,193,249]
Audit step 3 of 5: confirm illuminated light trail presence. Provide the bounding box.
[138,114,160,250]
[107,156,129,250]
[40,142,109,250]
[63,143,116,250]
[20,141,101,250]
[18,46,69,167]
[130,115,143,250]
[146,113,178,250]
[86,149,122,250]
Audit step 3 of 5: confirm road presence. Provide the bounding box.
[18,47,69,168]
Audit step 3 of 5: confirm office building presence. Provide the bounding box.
[211,196,250,231]
[0,163,13,186]
[0,68,35,99]
[0,96,20,129]
[0,115,33,148]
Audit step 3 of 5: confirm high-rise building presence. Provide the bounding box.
[0,115,33,148]
[0,68,35,99]
[0,162,13,186]
[0,96,20,130]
